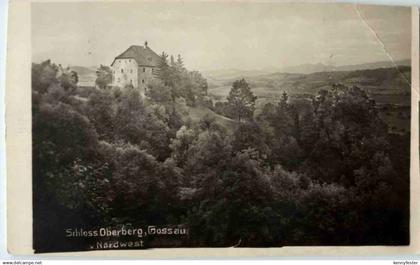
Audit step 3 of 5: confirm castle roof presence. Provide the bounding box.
[111,45,161,67]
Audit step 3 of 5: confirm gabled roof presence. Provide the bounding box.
[111,45,161,67]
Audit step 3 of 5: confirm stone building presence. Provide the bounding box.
[111,42,160,94]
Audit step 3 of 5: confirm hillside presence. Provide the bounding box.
[70,65,97,87]
[69,65,96,75]
[187,106,236,132]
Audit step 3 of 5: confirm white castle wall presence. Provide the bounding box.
[112,58,138,89]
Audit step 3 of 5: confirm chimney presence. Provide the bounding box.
[144,41,148,48]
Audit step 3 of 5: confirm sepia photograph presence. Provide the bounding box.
[30,1,412,253]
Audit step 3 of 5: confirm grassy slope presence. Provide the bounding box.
[187,106,236,132]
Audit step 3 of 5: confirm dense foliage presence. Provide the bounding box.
[33,58,410,252]
[95,65,113,89]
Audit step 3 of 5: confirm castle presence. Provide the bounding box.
[111,42,160,93]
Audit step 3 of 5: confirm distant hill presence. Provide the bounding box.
[70,66,97,75]
[332,59,410,72]
[278,59,410,74]
[208,66,411,106]
[203,59,411,80]
[70,66,97,87]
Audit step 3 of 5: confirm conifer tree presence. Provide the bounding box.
[155,51,170,85]
[176,54,184,70]
[170,55,176,67]
[226,79,257,122]
[279,91,289,110]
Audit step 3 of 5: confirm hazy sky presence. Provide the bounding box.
[32,2,411,71]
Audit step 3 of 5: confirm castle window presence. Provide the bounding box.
[121,69,123,73]
[142,79,145,84]
[130,69,133,74]
[143,67,145,73]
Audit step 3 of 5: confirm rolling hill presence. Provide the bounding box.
[207,66,411,106]
[70,65,97,87]
[275,59,410,74]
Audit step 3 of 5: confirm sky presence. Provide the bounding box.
[31,2,411,72]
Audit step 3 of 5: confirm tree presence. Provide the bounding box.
[279,91,289,110]
[146,79,173,104]
[114,88,172,160]
[95,65,113,89]
[32,60,59,94]
[170,55,176,67]
[226,79,257,121]
[303,84,390,185]
[57,65,79,92]
[185,147,276,246]
[33,102,99,178]
[169,125,198,168]
[150,52,209,107]
[32,94,108,251]
[86,89,115,141]
[155,51,171,86]
[176,54,184,70]
[109,145,169,224]
[231,121,270,159]
[189,71,208,97]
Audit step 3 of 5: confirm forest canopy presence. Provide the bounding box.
[32,57,410,252]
